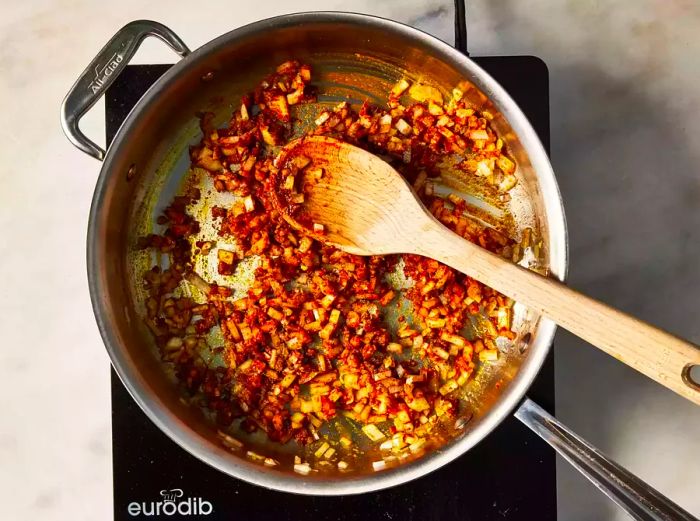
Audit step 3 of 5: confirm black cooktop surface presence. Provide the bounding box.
[107,56,555,521]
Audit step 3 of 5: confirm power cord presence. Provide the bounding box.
[453,0,469,55]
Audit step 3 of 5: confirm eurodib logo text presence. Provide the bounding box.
[127,489,214,517]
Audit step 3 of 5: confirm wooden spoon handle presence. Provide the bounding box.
[418,223,700,405]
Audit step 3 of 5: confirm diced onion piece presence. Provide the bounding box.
[264,458,278,467]
[240,103,249,120]
[165,337,183,351]
[475,160,493,177]
[469,129,489,141]
[373,369,391,381]
[409,84,443,104]
[372,460,387,471]
[440,332,466,347]
[283,175,296,190]
[217,249,235,264]
[433,347,450,360]
[287,89,303,105]
[426,317,446,328]
[436,115,451,127]
[280,373,296,388]
[387,342,403,353]
[294,463,312,475]
[497,307,512,330]
[408,438,426,453]
[313,223,325,233]
[407,397,430,412]
[267,308,284,321]
[397,327,416,338]
[379,439,393,451]
[300,396,322,413]
[315,112,330,126]
[243,195,255,212]
[323,447,336,459]
[439,379,459,396]
[338,460,349,471]
[391,78,410,96]
[320,294,335,308]
[298,236,313,253]
[479,349,499,362]
[498,174,517,192]
[421,281,435,295]
[395,118,412,135]
[428,102,444,115]
[260,125,277,145]
[496,154,515,175]
[318,323,335,340]
[314,442,330,458]
[341,372,358,388]
[456,108,474,119]
[362,424,386,442]
[225,320,241,341]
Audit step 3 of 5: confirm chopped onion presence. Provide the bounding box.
[314,442,330,458]
[362,424,386,442]
[395,118,412,135]
[294,463,312,475]
[243,195,255,212]
[479,349,499,362]
[372,460,387,471]
[469,129,489,141]
[283,174,295,190]
[391,78,410,97]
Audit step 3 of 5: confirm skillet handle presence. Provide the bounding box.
[60,20,190,161]
[515,399,696,521]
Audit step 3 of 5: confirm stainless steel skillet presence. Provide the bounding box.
[61,12,694,520]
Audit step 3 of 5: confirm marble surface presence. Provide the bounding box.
[1,1,699,519]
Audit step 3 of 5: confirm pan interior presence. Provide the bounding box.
[94,15,561,492]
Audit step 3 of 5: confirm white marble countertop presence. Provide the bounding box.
[1,1,699,519]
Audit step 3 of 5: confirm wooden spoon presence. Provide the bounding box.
[273,135,700,405]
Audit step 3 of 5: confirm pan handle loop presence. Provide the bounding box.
[60,20,190,161]
[515,398,696,521]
